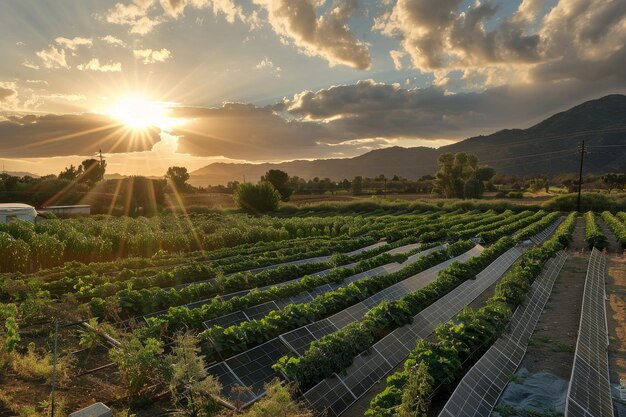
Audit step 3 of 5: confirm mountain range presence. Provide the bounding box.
[191,94,623,185]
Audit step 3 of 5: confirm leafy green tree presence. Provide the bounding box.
[79,158,106,187]
[434,152,493,199]
[352,176,363,195]
[262,169,292,201]
[529,177,549,193]
[166,166,191,192]
[234,182,280,214]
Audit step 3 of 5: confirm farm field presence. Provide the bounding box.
[0,206,625,417]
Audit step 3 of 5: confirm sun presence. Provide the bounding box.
[108,96,170,129]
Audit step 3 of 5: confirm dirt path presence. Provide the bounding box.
[520,217,587,380]
[598,219,626,384]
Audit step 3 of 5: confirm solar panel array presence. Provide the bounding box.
[199,244,445,331]
[530,217,564,245]
[303,246,523,417]
[205,246,479,408]
[438,251,567,417]
[143,241,399,321]
[565,248,613,417]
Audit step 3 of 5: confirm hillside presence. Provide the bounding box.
[190,95,626,185]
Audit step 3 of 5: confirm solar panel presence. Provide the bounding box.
[244,301,279,321]
[530,217,564,245]
[224,338,292,397]
[301,244,520,417]
[206,362,258,406]
[303,377,356,417]
[438,251,567,417]
[565,248,613,417]
[203,310,250,329]
[279,327,318,356]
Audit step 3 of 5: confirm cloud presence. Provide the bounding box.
[22,61,40,70]
[55,37,93,50]
[253,0,372,70]
[255,57,281,76]
[100,35,127,47]
[35,46,69,69]
[389,50,406,70]
[133,48,171,63]
[77,58,122,72]
[0,113,161,158]
[171,76,626,161]
[105,0,163,35]
[0,86,17,102]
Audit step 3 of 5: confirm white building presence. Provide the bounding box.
[0,203,37,224]
[44,205,91,216]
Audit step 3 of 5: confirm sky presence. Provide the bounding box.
[1,0,625,176]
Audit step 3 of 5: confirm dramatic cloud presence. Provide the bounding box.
[55,37,93,50]
[133,48,171,63]
[172,77,626,161]
[100,35,127,47]
[0,113,161,158]
[35,45,69,69]
[77,58,122,72]
[253,0,371,70]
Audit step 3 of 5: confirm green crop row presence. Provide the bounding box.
[365,212,577,417]
[584,211,608,249]
[601,211,626,248]
[274,236,516,391]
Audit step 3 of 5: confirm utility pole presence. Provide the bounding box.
[98,149,105,167]
[576,140,586,212]
[50,318,58,417]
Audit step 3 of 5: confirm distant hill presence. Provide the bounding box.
[3,171,39,178]
[190,94,626,186]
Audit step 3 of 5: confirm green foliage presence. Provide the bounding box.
[234,182,281,214]
[601,173,626,194]
[507,191,524,199]
[542,192,625,212]
[0,304,20,353]
[397,361,433,417]
[434,152,494,199]
[601,211,626,248]
[109,333,165,399]
[584,211,608,249]
[262,170,292,201]
[367,212,577,416]
[166,333,222,416]
[166,166,191,191]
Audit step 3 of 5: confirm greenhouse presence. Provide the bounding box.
[0,203,37,224]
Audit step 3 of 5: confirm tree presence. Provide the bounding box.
[602,173,626,194]
[166,166,191,192]
[352,176,363,195]
[234,182,280,214]
[58,165,82,181]
[262,170,292,201]
[434,152,494,199]
[529,177,549,193]
[79,158,106,187]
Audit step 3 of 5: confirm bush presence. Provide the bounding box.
[507,191,524,199]
[542,192,625,212]
[234,182,281,214]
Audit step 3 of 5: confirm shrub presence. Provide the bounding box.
[234,182,281,214]
[542,192,625,212]
[507,191,524,199]
[584,211,608,249]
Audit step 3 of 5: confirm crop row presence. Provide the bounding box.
[195,241,475,358]
[584,211,608,249]
[366,212,577,416]
[274,236,516,391]
[601,211,626,248]
[0,213,428,273]
[92,242,416,317]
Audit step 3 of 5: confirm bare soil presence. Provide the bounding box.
[598,219,626,384]
[520,218,587,380]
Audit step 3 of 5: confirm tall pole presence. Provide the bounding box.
[576,140,586,212]
[51,318,58,417]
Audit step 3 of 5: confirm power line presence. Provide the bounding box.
[577,141,587,213]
